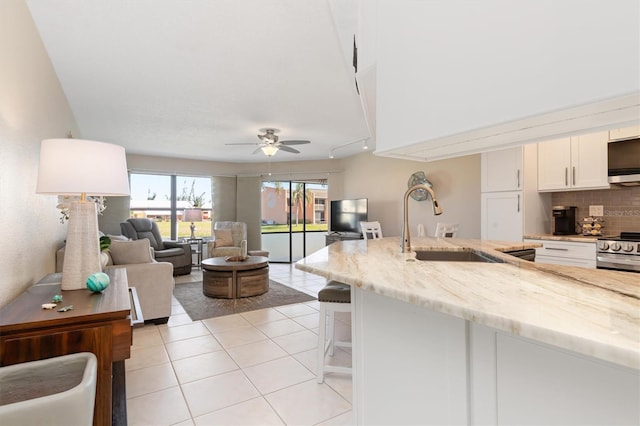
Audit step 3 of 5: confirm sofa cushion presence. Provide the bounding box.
[109,239,153,265]
[214,229,233,247]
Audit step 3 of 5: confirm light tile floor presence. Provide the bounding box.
[126,263,353,426]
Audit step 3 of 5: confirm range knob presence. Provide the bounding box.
[598,241,609,251]
[622,243,635,253]
[610,242,622,251]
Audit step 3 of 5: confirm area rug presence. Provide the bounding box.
[173,280,317,321]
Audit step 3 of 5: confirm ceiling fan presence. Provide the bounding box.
[225,128,311,157]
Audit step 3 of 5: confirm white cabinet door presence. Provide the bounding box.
[481,146,523,192]
[537,137,571,190]
[538,133,609,191]
[571,131,610,190]
[481,191,523,242]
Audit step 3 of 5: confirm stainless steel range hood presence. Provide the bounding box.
[608,137,640,186]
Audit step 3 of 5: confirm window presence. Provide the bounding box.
[129,173,212,240]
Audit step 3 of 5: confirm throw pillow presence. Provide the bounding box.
[214,229,234,247]
[109,239,153,265]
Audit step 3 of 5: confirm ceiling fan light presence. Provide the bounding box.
[261,145,279,157]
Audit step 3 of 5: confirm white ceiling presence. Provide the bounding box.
[26,0,371,163]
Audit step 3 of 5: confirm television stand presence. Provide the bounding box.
[325,232,363,246]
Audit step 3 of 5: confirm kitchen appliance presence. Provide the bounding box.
[596,232,640,272]
[608,137,640,186]
[552,206,577,235]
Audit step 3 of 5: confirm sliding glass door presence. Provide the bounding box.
[261,180,328,262]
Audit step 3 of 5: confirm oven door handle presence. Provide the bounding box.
[597,254,640,265]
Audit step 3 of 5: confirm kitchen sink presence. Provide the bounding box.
[414,249,503,263]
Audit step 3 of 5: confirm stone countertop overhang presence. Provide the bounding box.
[296,237,640,370]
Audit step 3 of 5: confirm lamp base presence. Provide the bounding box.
[61,201,101,290]
[190,222,196,240]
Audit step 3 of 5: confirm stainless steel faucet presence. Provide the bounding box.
[402,183,443,253]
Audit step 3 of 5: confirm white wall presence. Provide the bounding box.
[341,152,481,238]
[376,0,640,153]
[0,0,79,308]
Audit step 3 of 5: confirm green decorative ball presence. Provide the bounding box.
[87,272,110,292]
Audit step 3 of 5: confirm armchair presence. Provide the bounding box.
[207,221,247,258]
[120,218,192,275]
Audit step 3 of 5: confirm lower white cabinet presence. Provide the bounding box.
[481,191,522,242]
[524,238,596,268]
[353,288,640,425]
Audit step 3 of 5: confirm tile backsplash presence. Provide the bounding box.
[552,186,640,236]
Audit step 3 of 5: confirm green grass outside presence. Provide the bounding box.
[261,223,328,233]
[154,220,328,239]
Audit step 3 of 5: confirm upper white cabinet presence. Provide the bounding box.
[609,125,640,141]
[481,147,522,192]
[537,131,609,191]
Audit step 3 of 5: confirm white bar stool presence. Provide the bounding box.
[360,221,383,240]
[317,280,352,383]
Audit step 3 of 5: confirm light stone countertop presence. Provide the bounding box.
[295,237,640,370]
[523,233,601,243]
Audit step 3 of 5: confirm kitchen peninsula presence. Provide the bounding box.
[296,237,639,425]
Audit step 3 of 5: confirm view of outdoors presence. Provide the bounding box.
[128,175,329,261]
[261,181,328,233]
[129,173,212,239]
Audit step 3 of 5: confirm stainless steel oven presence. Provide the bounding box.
[596,232,640,272]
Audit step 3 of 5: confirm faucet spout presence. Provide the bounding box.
[401,184,443,253]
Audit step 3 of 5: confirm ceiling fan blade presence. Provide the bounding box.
[252,147,263,155]
[225,142,259,146]
[280,140,310,145]
[278,145,300,154]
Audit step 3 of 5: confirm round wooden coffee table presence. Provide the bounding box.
[202,256,269,299]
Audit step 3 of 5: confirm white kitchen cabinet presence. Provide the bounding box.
[609,125,640,141]
[481,144,550,242]
[538,132,609,191]
[523,238,596,268]
[481,191,522,242]
[481,146,522,192]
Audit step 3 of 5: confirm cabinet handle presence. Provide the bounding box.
[517,169,520,188]
[565,167,568,186]
[517,194,520,212]
[545,247,569,251]
[572,166,576,186]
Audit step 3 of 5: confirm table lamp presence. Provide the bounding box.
[37,139,130,290]
[183,209,203,239]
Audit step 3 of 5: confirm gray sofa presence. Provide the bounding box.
[56,238,174,324]
[120,218,192,275]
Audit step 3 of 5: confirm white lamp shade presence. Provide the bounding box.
[183,209,203,222]
[36,139,130,196]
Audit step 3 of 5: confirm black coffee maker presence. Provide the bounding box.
[552,206,577,235]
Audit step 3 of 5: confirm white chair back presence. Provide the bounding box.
[360,221,383,240]
[434,222,459,238]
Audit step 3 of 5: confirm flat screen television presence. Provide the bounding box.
[330,198,368,234]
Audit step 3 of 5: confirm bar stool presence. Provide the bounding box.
[316,280,352,383]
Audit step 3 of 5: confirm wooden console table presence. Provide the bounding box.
[0,269,134,426]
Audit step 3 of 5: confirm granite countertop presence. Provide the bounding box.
[523,234,601,242]
[296,237,639,370]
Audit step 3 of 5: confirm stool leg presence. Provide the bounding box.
[317,303,327,383]
[328,309,335,356]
